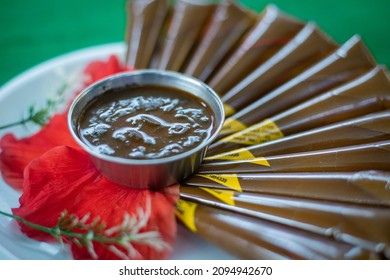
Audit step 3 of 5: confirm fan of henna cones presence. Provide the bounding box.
[125,0,390,260]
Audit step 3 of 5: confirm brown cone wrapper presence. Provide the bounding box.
[218,36,377,137]
[207,5,305,95]
[155,0,215,71]
[208,66,390,155]
[182,171,390,206]
[199,140,390,173]
[183,0,256,80]
[220,22,338,116]
[179,190,390,257]
[176,200,384,259]
[148,6,174,69]
[206,110,390,161]
[125,0,169,69]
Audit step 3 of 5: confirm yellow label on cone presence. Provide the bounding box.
[196,173,242,192]
[220,118,247,135]
[223,103,236,117]
[250,157,271,166]
[200,188,235,206]
[221,119,284,145]
[176,199,197,233]
[205,148,256,161]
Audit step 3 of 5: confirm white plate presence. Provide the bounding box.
[0,43,235,260]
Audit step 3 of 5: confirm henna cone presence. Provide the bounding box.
[125,0,169,69]
[183,0,256,81]
[219,36,376,137]
[207,5,305,95]
[200,140,390,173]
[182,171,390,206]
[208,66,390,155]
[178,190,390,258]
[176,200,385,259]
[220,23,338,116]
[206,110,390,161]
[155,0,215,71]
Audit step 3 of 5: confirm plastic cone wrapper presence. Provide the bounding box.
[219,35,377,137]
[220,22,338,116]
[183,0,256,80]
[147,5,174,69]
[206,110,390,161]
[125,0,169,68]
[208,65,390,155]
[176,200,385,259]
[200,140,390,173]
[177,191,390,257]
[182,170,390,206]
[208,4,305,95]
[155,0,216,71]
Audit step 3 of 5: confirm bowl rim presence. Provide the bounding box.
[67,69,225,165]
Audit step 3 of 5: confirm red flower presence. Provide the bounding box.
[1,55,177,260]
[0,55,130,191]
[0,114,78,190]
[84,54,133,87]
[13,146,179,260]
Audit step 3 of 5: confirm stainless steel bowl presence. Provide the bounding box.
[68,70,224,188]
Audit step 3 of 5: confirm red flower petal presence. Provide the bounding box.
[0,114,78,190]
[84,55,133,86]
[13,146,179,260]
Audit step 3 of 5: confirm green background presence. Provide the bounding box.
[1,0,389,86]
